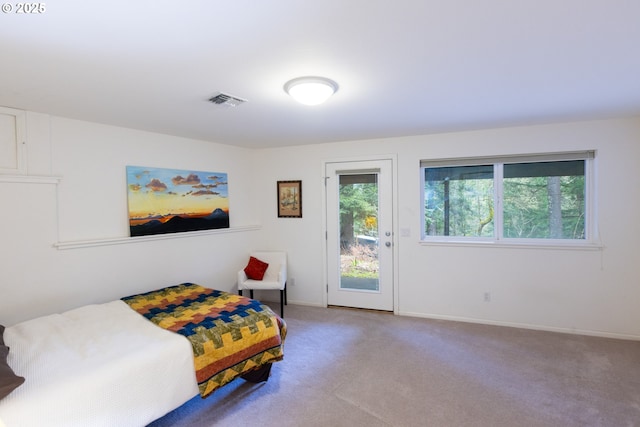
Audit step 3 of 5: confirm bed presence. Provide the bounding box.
[0,283,286,427]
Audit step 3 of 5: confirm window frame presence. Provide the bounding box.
[420,151,598,248]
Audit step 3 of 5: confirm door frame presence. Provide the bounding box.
[321,154,399,314]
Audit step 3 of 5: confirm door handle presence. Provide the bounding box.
[385,241,391,247]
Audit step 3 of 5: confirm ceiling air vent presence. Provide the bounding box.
[208,92,247,107]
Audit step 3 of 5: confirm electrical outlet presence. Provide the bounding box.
[289,278,295,286]
[483,292,491,302]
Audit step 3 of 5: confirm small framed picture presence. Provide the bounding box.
[277,180,302,218]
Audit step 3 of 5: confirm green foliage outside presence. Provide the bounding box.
[340,243,379,279]
[339,181,379,279]
[339,182,378,237]
[424,178,494,237]
[503,175,585,239]
[424,164,585,239]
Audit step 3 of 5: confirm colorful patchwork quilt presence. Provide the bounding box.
[122,283,286,398]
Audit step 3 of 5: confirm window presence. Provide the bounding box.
[421,151,595,244]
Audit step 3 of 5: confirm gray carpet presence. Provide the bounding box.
[149,304,640,427]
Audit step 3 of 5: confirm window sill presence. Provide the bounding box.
[418,239,603,251]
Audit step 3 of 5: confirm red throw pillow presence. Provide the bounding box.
[244,256,269,280]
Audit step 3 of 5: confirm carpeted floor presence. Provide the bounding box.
[149,304,640,427]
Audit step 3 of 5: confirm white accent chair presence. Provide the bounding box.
[238,251,287,318]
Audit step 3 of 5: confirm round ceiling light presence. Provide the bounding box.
[284,76,338,106]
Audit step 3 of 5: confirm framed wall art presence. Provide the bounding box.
[277,180,302,218]
[126,166,229,237]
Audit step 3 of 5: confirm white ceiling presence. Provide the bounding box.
[1,1,640,148]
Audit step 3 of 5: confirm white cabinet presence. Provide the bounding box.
[0,106,26,174]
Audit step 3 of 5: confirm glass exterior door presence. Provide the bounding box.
[326,160,393,311]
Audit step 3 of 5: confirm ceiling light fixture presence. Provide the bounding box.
[284,76,338,106]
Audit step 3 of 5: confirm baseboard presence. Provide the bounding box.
[259,299,325,308]
[287,300,325,308]
[397,310,640,341]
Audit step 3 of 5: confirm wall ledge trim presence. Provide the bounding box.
[0,174,61,184]
[54,225,261,250]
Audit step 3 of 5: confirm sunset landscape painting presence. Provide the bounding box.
[126,166,229,237]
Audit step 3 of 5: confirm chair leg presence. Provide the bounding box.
[284,282,288,305]
[250,290,254,299]
[238,289,243,296]
[279,290,284,318]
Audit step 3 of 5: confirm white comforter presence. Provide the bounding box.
[0,300,199,427]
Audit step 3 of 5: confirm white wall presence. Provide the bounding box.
[0,115,260,325]
[2,112,639,340]
[252,117,640,339]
